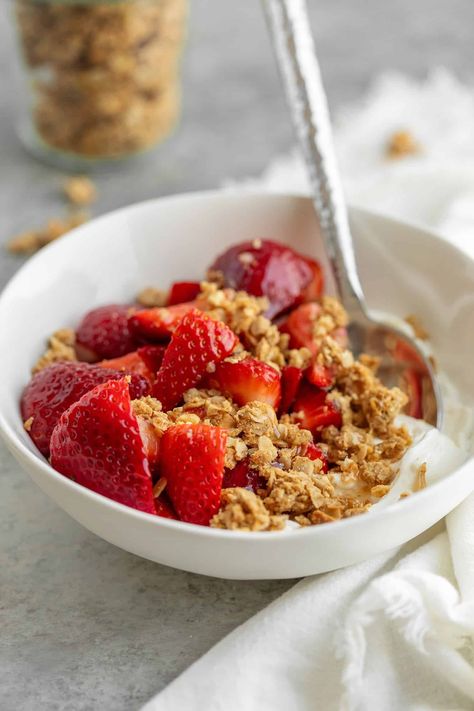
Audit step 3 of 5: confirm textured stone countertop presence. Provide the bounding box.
[1,2,474,709]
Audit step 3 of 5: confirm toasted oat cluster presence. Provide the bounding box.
[22,238,423,531]
[15,0,187,157]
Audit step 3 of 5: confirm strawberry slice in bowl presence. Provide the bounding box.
[76,304,137,361]
[99,345,166,387]
[209,239,319,318]
[206,356,281,408]
[279,365,304,415]
[167,281,201,306]
[292,383,342,436]
[21,361,148,456]
[128,301,200,341]
[160,423,227,525]
[152,309,238,411]
[50,379,157,515]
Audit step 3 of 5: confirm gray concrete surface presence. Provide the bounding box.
[1,2,474,709]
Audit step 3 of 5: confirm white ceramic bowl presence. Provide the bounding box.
[0,191,473,580]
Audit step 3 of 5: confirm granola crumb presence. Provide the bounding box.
[211,488,286,531]
[23,416,34,432]
[370,484,391,498]
[400,491,411,499]
[413,462,427,491]
[33,328,76,374]
[7,212,88,255]
[63,176,97,206]
[386,130,420,159]
[132,396,171,436]
[137,287,168,308]
[405,314,429,341]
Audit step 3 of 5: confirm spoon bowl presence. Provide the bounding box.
[263,0,442,427]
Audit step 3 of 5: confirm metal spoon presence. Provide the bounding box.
[263,0,442,428]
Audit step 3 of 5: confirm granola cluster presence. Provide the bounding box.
[197,281,312,371]
[15,0,187,158]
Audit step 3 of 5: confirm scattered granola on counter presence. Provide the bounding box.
[63,176,97,207]
[7,213,88,255]
[386,130,421,159]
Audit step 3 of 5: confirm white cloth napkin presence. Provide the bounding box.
[143,70,474,711]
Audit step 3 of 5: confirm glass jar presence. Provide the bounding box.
[13,0,187,169]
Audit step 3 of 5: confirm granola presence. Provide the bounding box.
[33,328,76,374]
[7,212,88,255]
[23,238,430,531]
[386,130,421,159]
[15,0,187,158]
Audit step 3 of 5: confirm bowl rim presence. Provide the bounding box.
[0,188,472,542]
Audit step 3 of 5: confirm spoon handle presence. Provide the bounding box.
[262,0,368,321]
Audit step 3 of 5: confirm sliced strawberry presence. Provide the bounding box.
[292,384,342,435]
[155,495,178,519]
[50,379,155,514]
[21,361,147,456]
[303,442,328,473]
[222,459,264,493]
[128,301,199,341]
[76,304,137,361]
[137,418,161,469]
[210,239,316,318]
[137,345,166,373]
[283,303,348,355]
[160,423,227,525]
[401,368,423,419]
[392,338,426,371]
[168,281,201,306]
[283,302,321,354]
[306,361,335,389]
[206,357,281,408]
[279,366,304,414]
[152,310,238,411]
[99,345,165,387]
[302,257,324,302]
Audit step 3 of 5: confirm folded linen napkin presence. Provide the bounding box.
[143,70,474,711]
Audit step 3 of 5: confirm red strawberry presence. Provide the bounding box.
[222,459,264,493]
[21,362,147,456]
[206,357,281,408]
[155,495,178,520]
[168,281,201,306]
[152,310,238,411]
[283,303,348,355]
[137,345,167,374]
[292,384,342,435]
[302,258,324,302]
[306,361,335,389]
[279,365,303,414]
[210,239,317,318]
[50,379,156,514]
[76,304,137,361]
[303,442,328,473]
[136,417,162,469]
[99,345,166,387]
[392,338,427,420]
[401,368,423,419]
[128,301,200,341]
[160,423,227,525]
[283,302,321,354]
